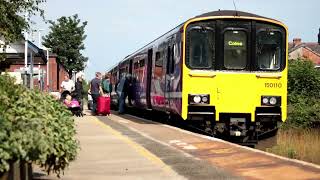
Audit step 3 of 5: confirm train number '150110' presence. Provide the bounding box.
[265,83,282,88]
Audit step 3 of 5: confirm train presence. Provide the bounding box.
[108,10,288,144]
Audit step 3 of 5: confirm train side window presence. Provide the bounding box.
[139,59,145,67]
[256,31,282,70]
[134,62,139,69]
[166,47,171,74]
[155,52,162,67]
[224,30,247,70]
[119,68,126,76]
[166,45,175,74]
[170,45,175,74]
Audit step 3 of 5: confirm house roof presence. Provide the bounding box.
[289,42,320,55]
[305,43,320,54]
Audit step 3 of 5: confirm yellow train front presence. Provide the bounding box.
[181,11,288,144]
[109,10,287,144]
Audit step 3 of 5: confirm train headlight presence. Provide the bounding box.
[262,97,269,104]
[261,96,281,106]
[188,94,210,104]
[202,96,208,103]
[270,97,277,105]
[193,96,201,104]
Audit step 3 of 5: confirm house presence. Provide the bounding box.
[0,38,68,92]
[288,28,320,65]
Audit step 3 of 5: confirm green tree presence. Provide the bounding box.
[286,59,320,128]
[0,0,45,52]
[42,14,88,77]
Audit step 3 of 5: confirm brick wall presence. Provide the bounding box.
[48,57,58,91]
[46,56,68,92]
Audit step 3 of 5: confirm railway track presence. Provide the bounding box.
[122,107,275,148]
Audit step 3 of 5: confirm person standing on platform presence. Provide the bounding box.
[88,72,102,115]
[75,76,85,113]
[100,73,112,96]
[117,74,129,114]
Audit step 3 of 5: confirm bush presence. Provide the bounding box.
[288,59,320,99]
[0,75,79,177]
[285,60,320,128]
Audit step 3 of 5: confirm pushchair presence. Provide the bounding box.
[61,91,83,117]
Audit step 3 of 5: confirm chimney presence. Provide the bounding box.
[318,28,320,45]
[293,38,302,47]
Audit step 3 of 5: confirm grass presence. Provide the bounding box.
[267,128,320,165]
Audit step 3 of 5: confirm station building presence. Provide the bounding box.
[0,38,68,92]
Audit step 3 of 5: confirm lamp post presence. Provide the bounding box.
[24,12,28,69]
[24,12,29,87]
[35,28,51,91]
[42,47,52,92]
[30,52,33,89]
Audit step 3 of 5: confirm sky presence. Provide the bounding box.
[32,0,320,80]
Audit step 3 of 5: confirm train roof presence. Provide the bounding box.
[108,10,282,72]
[194,10,278,22]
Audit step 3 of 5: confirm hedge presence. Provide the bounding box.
[0,75,79,177]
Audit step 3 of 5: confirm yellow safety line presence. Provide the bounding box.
[91,116,173,173]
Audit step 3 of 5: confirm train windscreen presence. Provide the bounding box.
[224,30,248,70]
[186,23,215,69]
[256,23,284,71]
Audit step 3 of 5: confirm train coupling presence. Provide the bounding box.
[229,117,248,137]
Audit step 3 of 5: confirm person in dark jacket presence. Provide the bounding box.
[127,74,133,106]
[75,76,85,112]
[117,74,129,114]
[89,72,102,115]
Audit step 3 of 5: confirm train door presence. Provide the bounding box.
[146,49,153,109]
[129,59,133,74]
[128,59,133,105]
[153,50,165,109]
[165,45,175,112]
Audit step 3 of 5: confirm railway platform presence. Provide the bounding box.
[34,112,320,180]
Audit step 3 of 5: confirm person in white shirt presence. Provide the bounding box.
[60,74,75,101]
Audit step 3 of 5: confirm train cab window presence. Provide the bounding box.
[256,31,282,70]
[187,25,215,69]
[224,30,247,70]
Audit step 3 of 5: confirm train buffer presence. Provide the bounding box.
[34,113,320,180]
